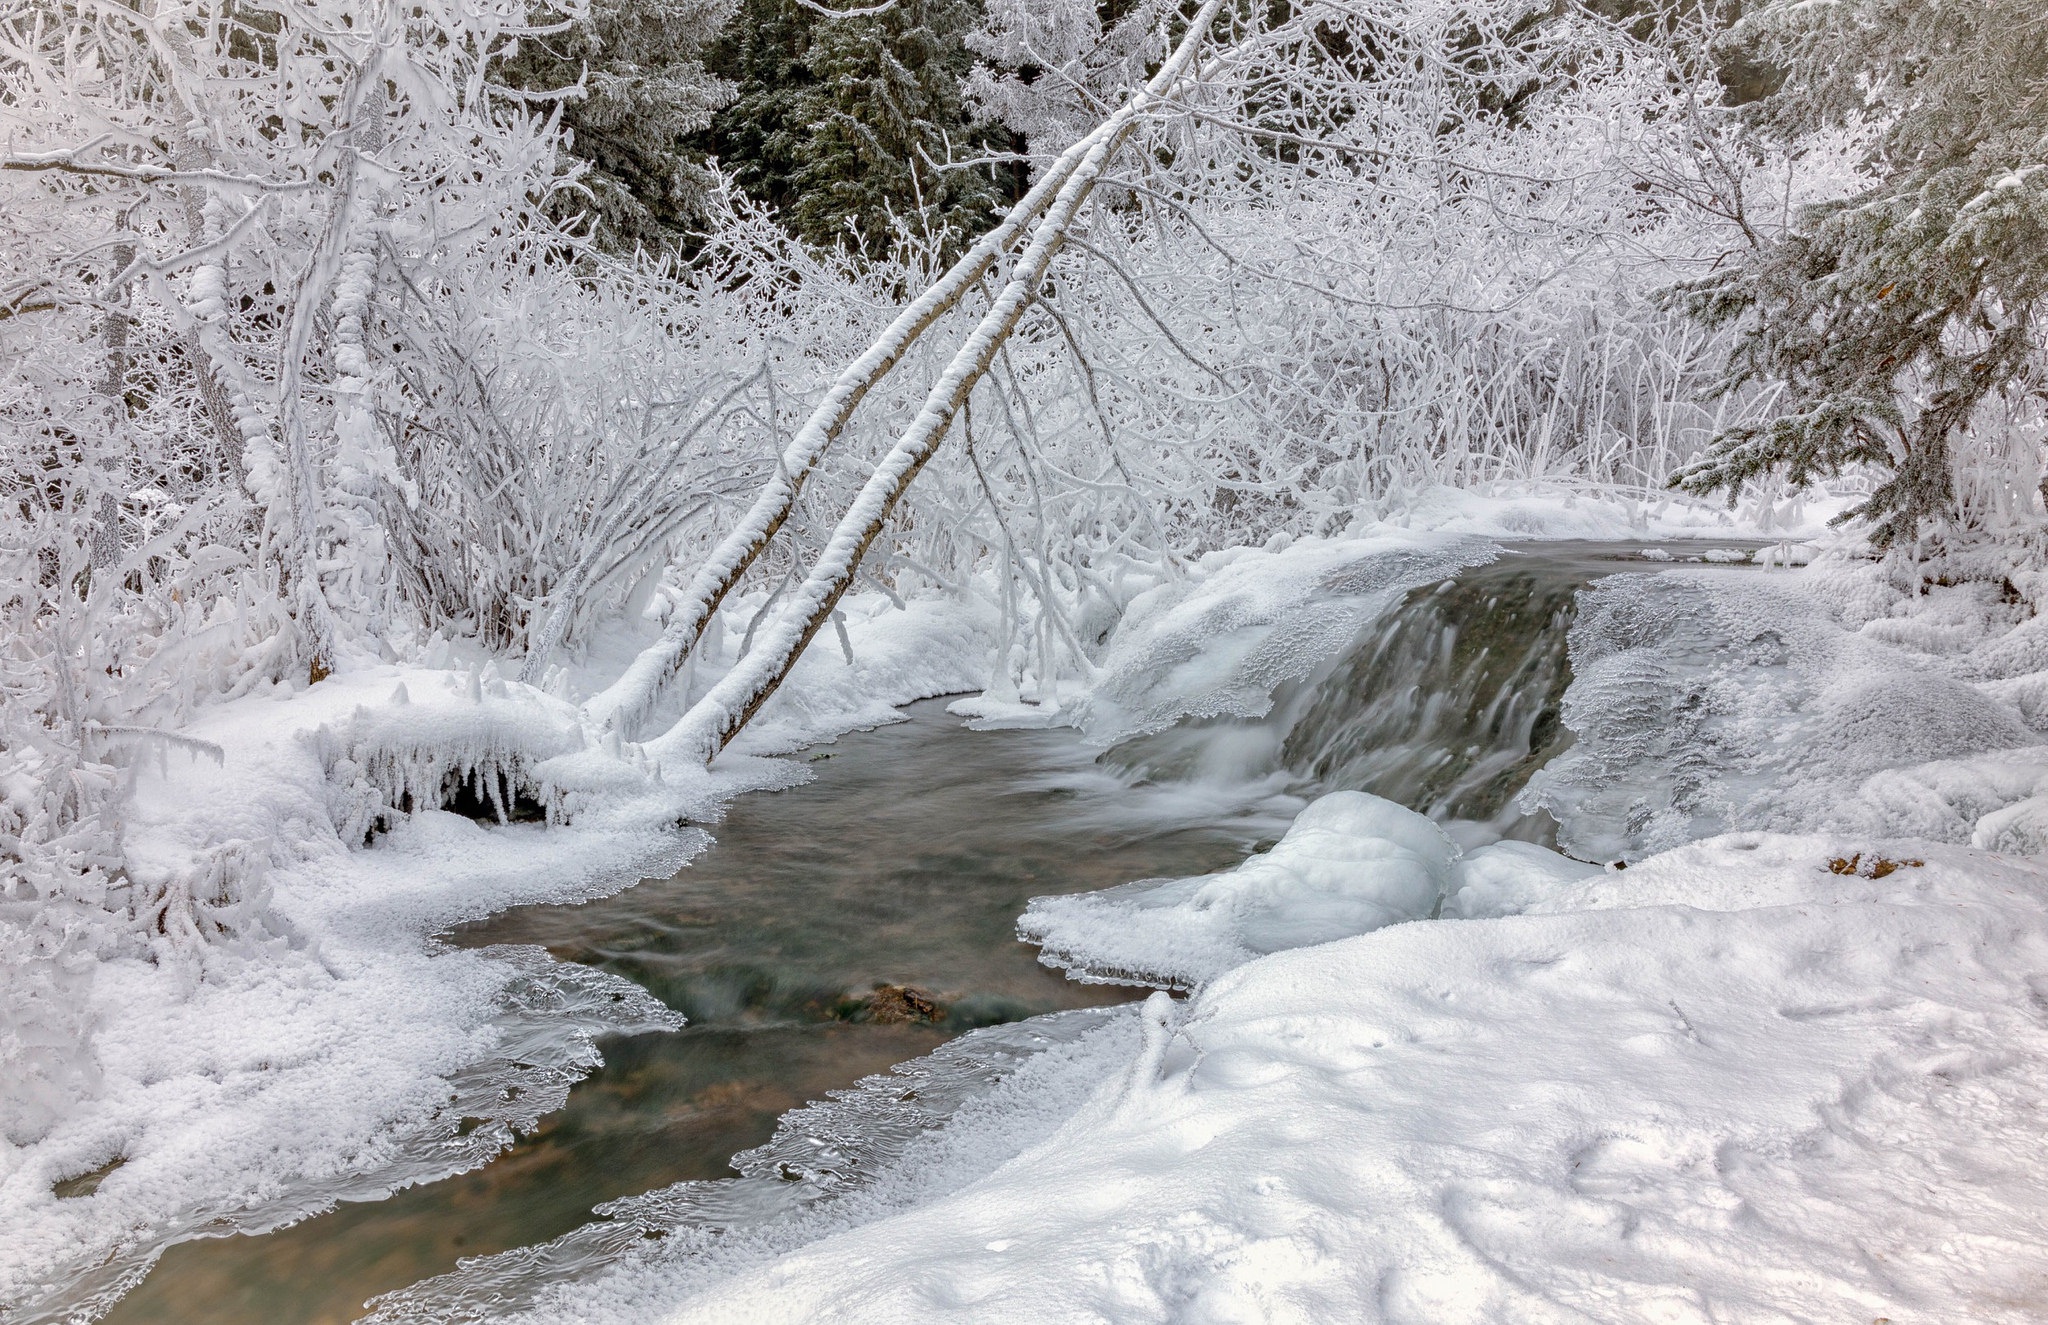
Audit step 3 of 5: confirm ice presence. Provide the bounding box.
[1021,792,1460,989]
[1521,564,2040,861]
[364,1007,1142,1324]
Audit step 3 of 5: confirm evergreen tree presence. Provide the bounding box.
[1672,0,2048,546]
[700,0,1006,258]
[499,0,738,252]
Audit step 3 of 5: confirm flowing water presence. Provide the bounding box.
[96,539,1753,1323]
[101,707,1279,1325]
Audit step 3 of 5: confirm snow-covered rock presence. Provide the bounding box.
[1022,792,1460,989]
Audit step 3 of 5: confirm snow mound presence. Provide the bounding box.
[653,836,2048,1324]
[1445,838,1605,917]
[1021,792,1460,989]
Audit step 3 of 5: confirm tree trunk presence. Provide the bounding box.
[641,0,1226,766]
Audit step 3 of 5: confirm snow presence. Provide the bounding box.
[1345,483,1856,545]
[0,591,995,1320]
[623,830,2048,1324]
[1021,792,1461,989]
[473,539,2048,1325]
[1068,533,1499,747]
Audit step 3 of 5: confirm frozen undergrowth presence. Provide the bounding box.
[0,591,990,1323]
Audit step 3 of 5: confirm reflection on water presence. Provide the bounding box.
[105,702,1266,1325]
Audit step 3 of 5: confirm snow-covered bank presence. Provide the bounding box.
[0,593,990,1320]
[506,534,2048,1323]
[642,825,2048,1324]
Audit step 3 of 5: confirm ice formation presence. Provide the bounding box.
[1523,560,2048,861]
[1021,792,1461,989]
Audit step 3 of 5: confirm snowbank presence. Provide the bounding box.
[645,828,2048,1323]
[0,592,992,1321]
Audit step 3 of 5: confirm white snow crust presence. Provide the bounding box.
[0,591,991,1320]
[626,831,2048,1324]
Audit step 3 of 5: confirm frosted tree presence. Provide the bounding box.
[1672,0,2048,547]
[498,0,739,250]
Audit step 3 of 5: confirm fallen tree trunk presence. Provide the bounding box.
[572,119,1112,734]
[642,0,1226,767]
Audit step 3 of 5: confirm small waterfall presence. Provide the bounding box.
[1106,544,1682,845]
[1279,557,1581,839]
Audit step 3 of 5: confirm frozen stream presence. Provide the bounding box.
[97,540,1739,1323]
[101,706,1272,1325]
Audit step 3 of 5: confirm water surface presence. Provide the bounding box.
[104,703,1267,1325]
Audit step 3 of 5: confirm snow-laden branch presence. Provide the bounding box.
[575,65,1135,732]
[642,0,1228,766]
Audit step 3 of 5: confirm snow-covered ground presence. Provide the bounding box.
[0,592,990,1320]
[14,490,2046,1323]
[641,826,2048,1323]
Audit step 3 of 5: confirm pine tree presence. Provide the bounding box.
[499,0,738,252]
[700,0,1006,258]
[1671,0,2048,546]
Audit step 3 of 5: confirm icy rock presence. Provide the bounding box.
[1021,791,1458,989]
[1524,568,2039,861]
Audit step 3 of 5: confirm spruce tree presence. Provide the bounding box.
[1671,0,2048,546]
[700,0,1005,258]
[499,0,738,252]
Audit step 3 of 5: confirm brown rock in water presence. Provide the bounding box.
[864,984,941,1024]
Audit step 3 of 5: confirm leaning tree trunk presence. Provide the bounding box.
[572,118,1112,733]
[641,0,1226,768]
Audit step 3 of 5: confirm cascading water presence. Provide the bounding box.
[1104,543,1752,847]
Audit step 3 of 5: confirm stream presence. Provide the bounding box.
[97,539,1751,1323]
